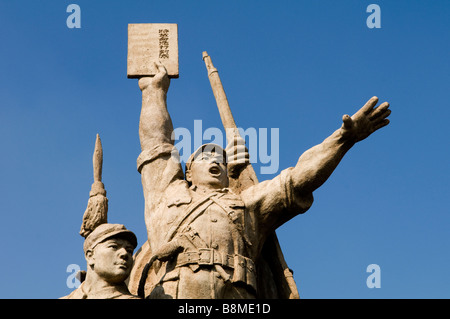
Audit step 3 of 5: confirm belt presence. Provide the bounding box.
[176,248,234,269]
[173,249,257,292]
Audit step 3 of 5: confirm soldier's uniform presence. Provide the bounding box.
[61,282,141,299]
[133,143,314,299]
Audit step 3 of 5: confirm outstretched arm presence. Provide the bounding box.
[138,62,173,150]
[291,96,391,193]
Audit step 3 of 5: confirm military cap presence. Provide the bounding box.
[185,143,227,172]
[83,223,138,253]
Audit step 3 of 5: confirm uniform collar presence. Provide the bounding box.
[73,281,135,299]
[189,185,229,195]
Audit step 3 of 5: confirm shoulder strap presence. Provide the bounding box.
[164,192,225,243]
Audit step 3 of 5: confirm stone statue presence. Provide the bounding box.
[62,223,140,299]
[62,135,140,299]
[127,59,391,299]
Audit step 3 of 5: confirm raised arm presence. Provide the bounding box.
[138,62,173,150]
[137,62,185,222]
[291,96,391,193]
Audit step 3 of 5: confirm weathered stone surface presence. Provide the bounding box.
[127,59,391,299]
[61,223,140,299]
[127,23,179,78]
[62,135,140,299]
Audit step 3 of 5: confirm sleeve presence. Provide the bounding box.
[138,143,185,211]
[240,167,314,237]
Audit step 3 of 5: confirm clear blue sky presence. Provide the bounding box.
[1,1,449,299]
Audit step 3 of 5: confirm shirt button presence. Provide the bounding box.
[212,243,218,249]
[211,218,218,222]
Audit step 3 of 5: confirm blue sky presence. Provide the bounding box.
[0,1,449,299]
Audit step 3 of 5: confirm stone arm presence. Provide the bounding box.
[291,96,390,194]
[138,62,173,150]
[137,62,185,232]
[242,97,390,243]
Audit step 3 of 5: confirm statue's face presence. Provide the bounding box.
[186,150,228,189]
[87,237,134,283]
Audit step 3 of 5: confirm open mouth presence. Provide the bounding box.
[208,165,221,176]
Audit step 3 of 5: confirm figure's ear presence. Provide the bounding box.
[185,169,192,183]
[85,249,95,267]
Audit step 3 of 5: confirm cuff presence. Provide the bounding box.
[137,143,174,173]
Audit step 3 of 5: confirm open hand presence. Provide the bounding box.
[341,96,391,143]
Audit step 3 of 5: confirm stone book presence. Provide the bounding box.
[127,23,179,78]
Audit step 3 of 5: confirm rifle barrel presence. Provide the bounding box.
[202,51,237,136]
